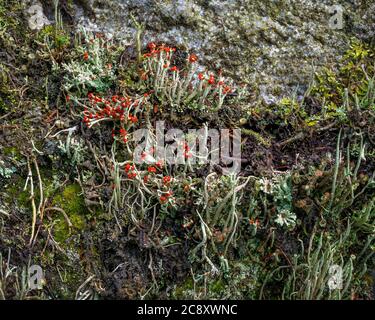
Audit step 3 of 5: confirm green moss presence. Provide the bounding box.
[0,92,16,113]
[6,175,98,244]
[4,177,88,240]
[0,65,17,113]
[36,24,70,49]
[5,176,30,208]
[3,146,22,161]
[56,184,85,214]
[310,39,374,119]
[52,184,87,243]
[39,251,87,299]
[209,279,225,293]
[0,2,26,53]
[0,2,21,36]
[37,25,55,39]
[242,128,271,147]
[171,277,194,299]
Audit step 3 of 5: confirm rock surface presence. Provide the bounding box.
[51,1,375,104]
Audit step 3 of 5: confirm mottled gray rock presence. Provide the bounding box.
[72,0,374,105]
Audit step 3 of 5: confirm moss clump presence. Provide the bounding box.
[209,279,225,293]
[242,128,271,147]
[3,146,22,161]
[0,1,22,37]
[52,183,87,243]
[0,66,17,113]
[309,39,374,122]
[171,277,194,299]
[5,176,30,208]
[36,25,70,49]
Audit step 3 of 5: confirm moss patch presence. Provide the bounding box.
[52,183,87,243]
[172,277,194,299]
